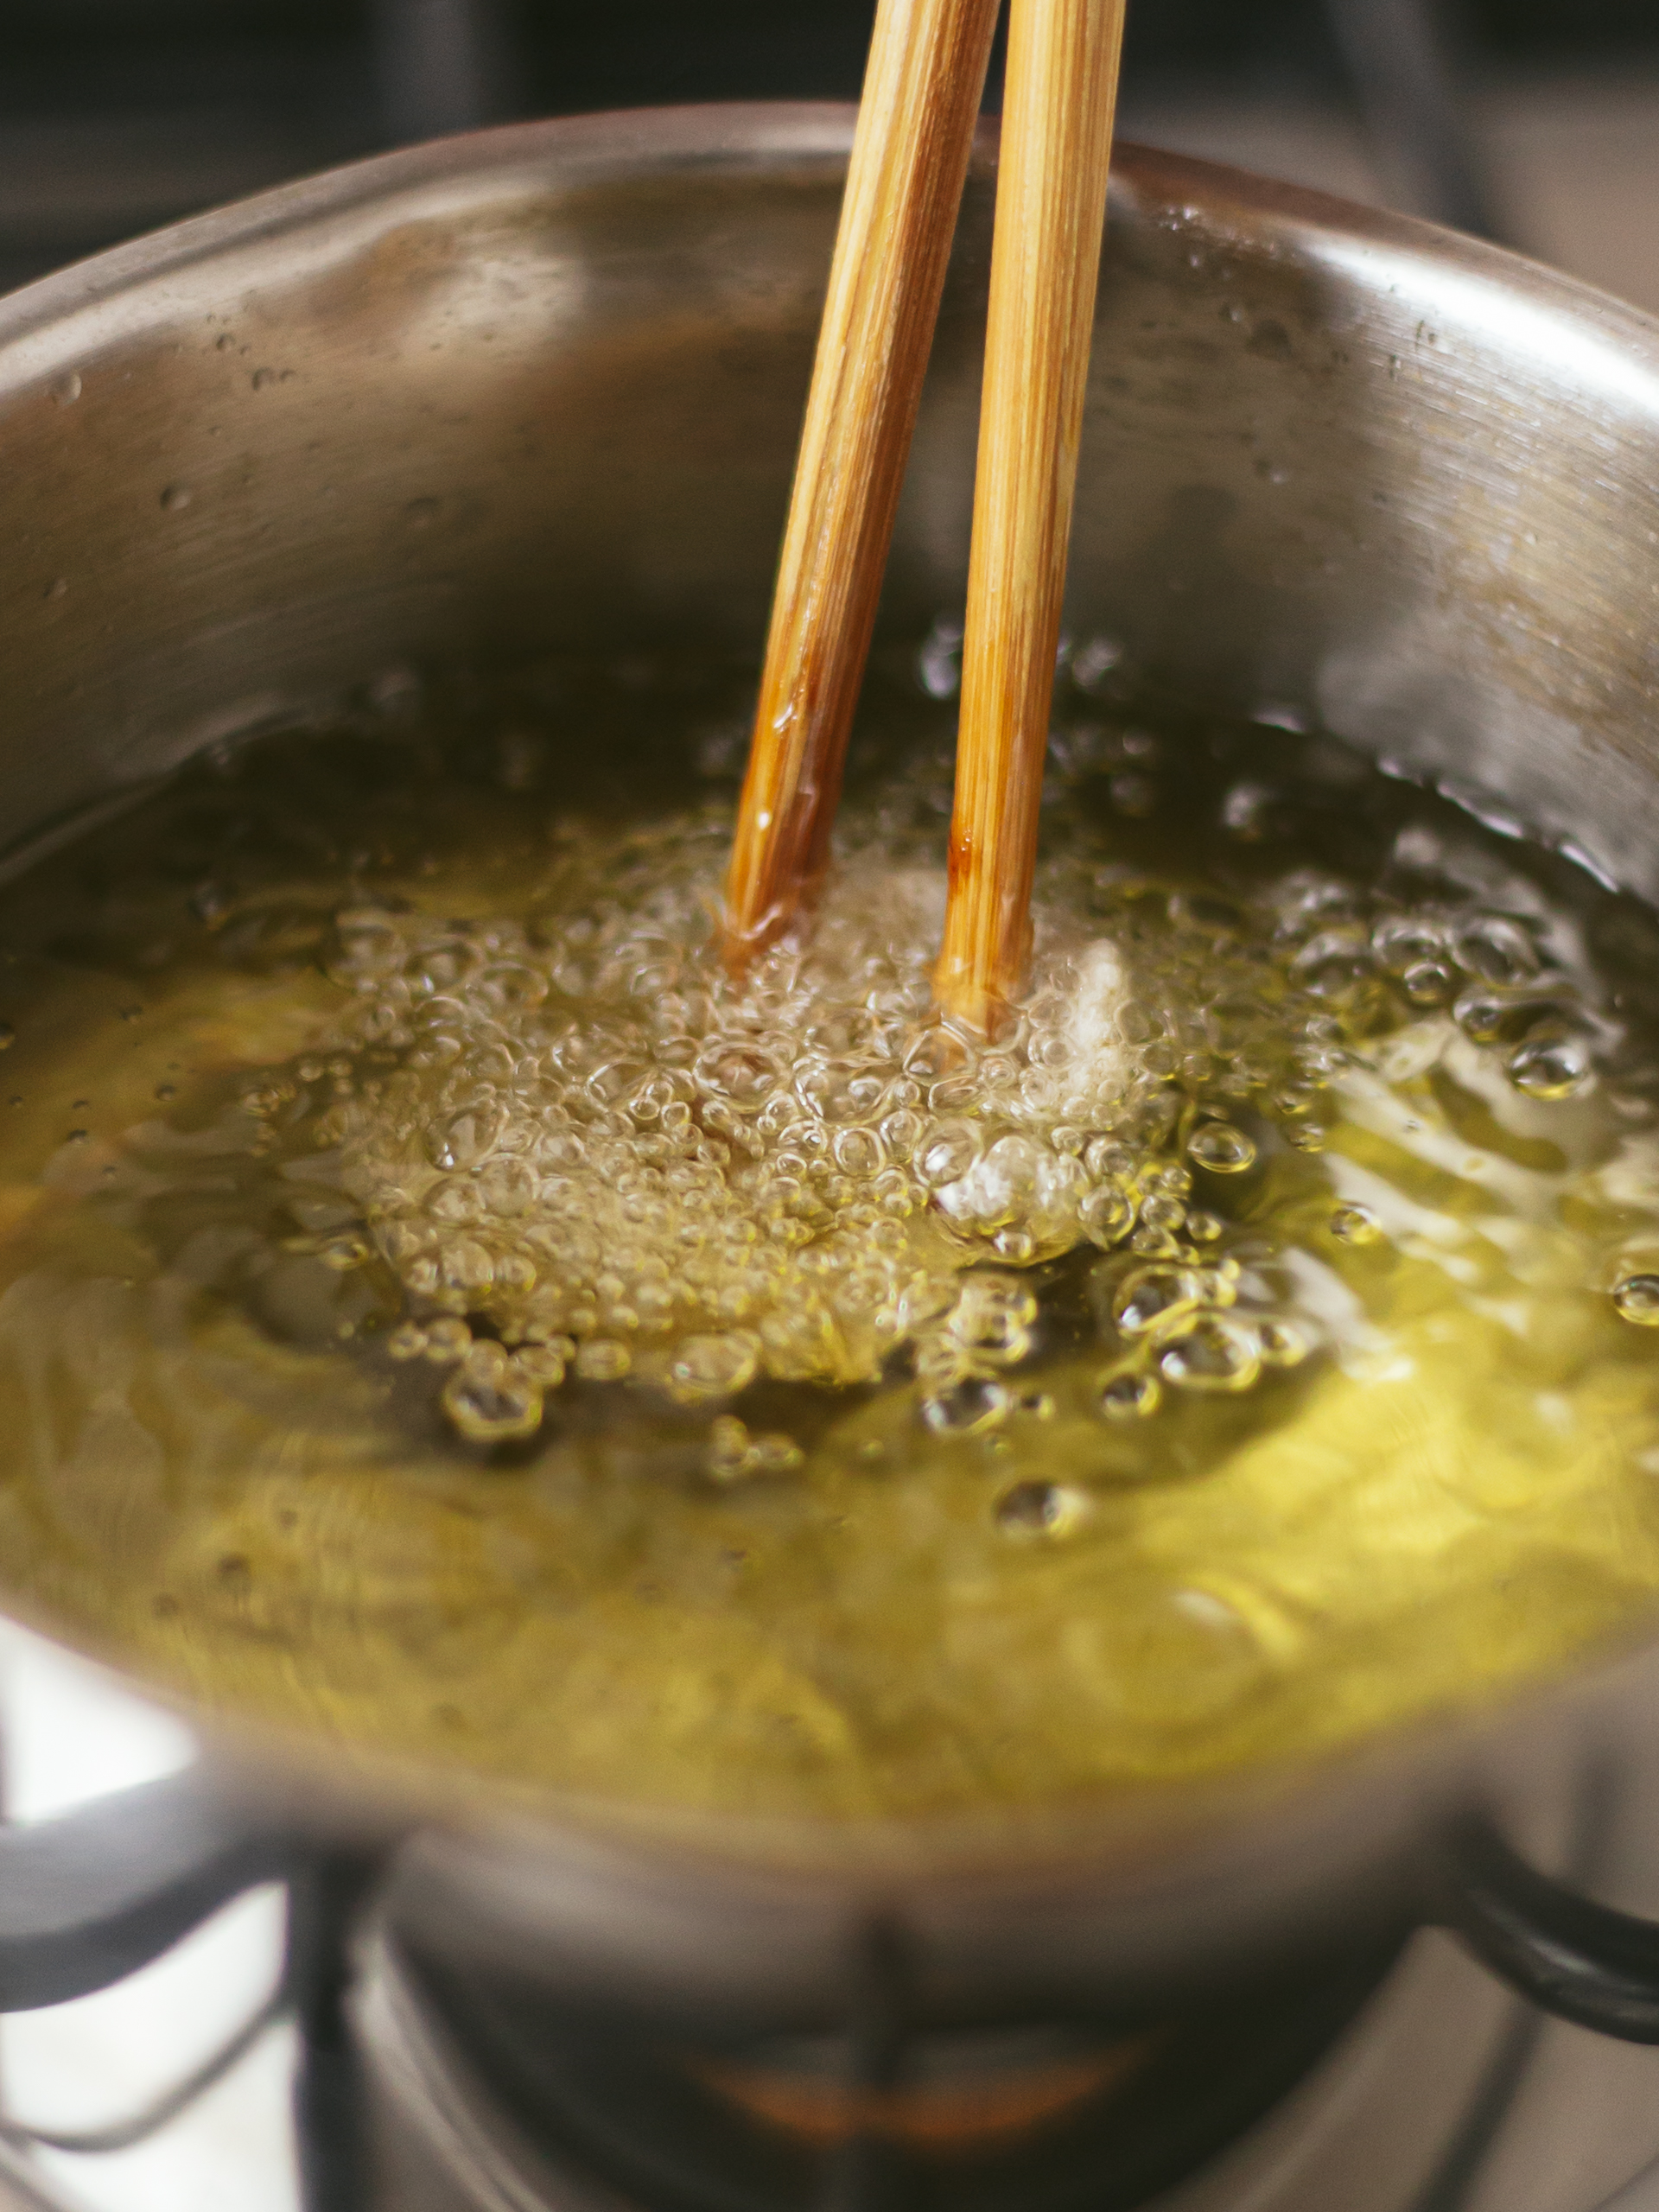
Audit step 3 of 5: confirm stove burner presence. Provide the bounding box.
[8,1759,1659,2209]
[387,1928,1402,2212]
[686,2030,1156,2152]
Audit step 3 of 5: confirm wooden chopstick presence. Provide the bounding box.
[722,0,1001,969]
[933,0,1128,1035]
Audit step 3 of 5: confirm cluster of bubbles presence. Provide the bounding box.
[226,682,1630,1465]
[1306,893,1604,1097]
[270,837,1251,1447]
[231,829,1268,1447]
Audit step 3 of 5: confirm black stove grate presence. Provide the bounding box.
[0,1844,377,2212]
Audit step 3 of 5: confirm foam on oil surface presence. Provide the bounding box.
[309,808,1323,1453]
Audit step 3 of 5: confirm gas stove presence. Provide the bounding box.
[1,1621,1657,2212]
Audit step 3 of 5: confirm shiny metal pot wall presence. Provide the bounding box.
[2,107,1659,2027]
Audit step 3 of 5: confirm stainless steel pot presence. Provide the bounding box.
[3,105,1659,2038]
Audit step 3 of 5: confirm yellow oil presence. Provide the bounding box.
[0,640,1657,1822]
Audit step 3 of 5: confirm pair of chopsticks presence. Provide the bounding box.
[724,0,1128,1037]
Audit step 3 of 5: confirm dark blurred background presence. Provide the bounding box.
[6,0,1658,306]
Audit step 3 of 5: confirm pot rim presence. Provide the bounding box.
[3,100,1655,369]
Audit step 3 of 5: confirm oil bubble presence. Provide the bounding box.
[918,1121,979,1186]
[667,1332,760,1404]
[1113,1264,1205,1337]
[1292,930,1374,999]
[512,1344,568,1387]
[1077,1182,1132,1247]
[1613,1276,1659,1326]
[1508,1028,1592,1099]
[749,1433,804,1474]
[575,1338,632,1382]
[428,1106,507,1171]
[424,1319,473,1363]
[442,1344,543,1442]
[709,1418,803,1481]
[708,1414,753,1476]
[833,1126,883,1176]
[921,1377,1010,1435]
[1402,959,1457,1006]
[1188,1122,1256,1174]
[917,618,963,699]
[1330,1205,1382,1246]
[1453,915,1539,985]
[1099,1369,1160,1420]
[1185,1123,1256,1176]
[1084,1138,1135,1180]
[1160,1316,1262,1394]
[1258,1319,1313,1366]
[1372,916,1445,973]
[995,1482,1090,1538]
[948,1276,1036,1365]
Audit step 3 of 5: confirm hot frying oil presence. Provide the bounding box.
[0,639,1657,1820]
